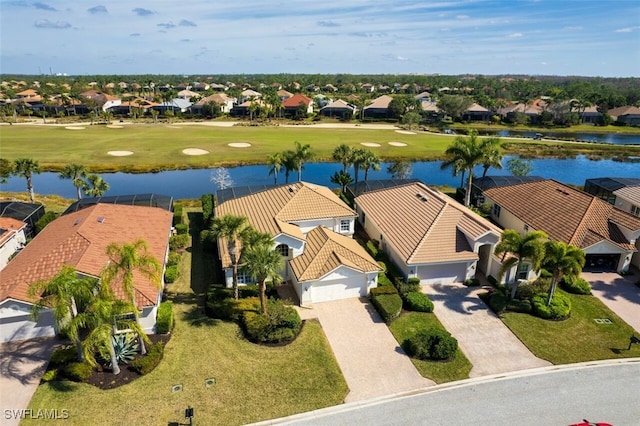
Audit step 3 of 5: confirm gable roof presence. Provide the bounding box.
[215,182,356,268]
[289,226,380,282]
[608,105,640,117]
[282,93,312,108]
[321,99,355,110]
[614,186,640,206]
[0,204,172,308]
[356,181,501,265]
[364,95,393,109]
[484,179,640,251]
[0,217,26,246]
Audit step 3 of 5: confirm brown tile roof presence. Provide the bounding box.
[282,93,312,108]
[364,95,393,109]
[194,93,235,106]
[484,179,640,251]
[614,186,640,206]
[608,105,640,117]
[355,182,501,265]
[0,204,172,308]
[216,182,356,268]
[289,226,380,282]
[0,217,26,246]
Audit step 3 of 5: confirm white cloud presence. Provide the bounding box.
[508,32,523,38]
[614,26,639,33]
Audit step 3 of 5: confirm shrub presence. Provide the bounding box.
[516,278,550,300]
[63,362,93,382]
[404,291,434,312]
[366,240,379,258]
[164,265,179,283]
[377,272,393,287]
[488,291,507,313]
[531,292,572,320]
[201,194,214,226]
[169,234,189,251]
[41,369,57,382]
[174,223,189,235]
[111,334,139,365]
[377,261,387,273]
[561,275,591,295]
[464,278,480,287]
[130,342,164,375]
[370,285,399,296]
[199,229,217,251]
[35,211,58,234]
[173,204,183,225]
[156,301,174,334]
[370,293,402,323]
[404,328,458,361]
[506,298,532,314]
[49,346,77,366]
[241,300,301,343]
[166,251,181,267]
[396,278,421,296]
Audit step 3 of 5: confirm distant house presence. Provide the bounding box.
[363,95,393,119]
[108,97,157,116]
[608,106,640,126]
[282,93,313,118]
[177,89,200,100]
[497,103,542,124]
[414,91,432,102]
[318,99,354,119]
[462,103,492,122]
[361,83,375,93]
[0,203,173,343]
[583,177,640,217]
[238,89,262,104]
[151,98,192,114]
[277,89,293,101]
[215,182,380,305]
[580,105,602,124]
[483,179,640,274]
[80,90,121,111]
[355,180,502,285]
[0,217,27,270]
[191,93,236,115]
[0,201,45,239]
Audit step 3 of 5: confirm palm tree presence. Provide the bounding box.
[480,137,503,178]
[282,150,298,184]
[242,244,283,315]
[0,158,13,184]
[101,239,161,354]
[240,227,273,249]
[29,265,97,361]
[14,158,41,203]
[210,214,249,300]
[494,230,548,300]
[361,150,381,181]
[440,130,486,207]
[332,144,353,174]
[293,141,314,182]
[84,174,110,197]
[542,241,585,306]
[330,170,353,194]
[350,148,368,184]
[266,152,282,185]
[59,163,88,200]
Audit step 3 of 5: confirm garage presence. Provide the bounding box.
[584,254,620,272]
[309,277,367,304]
[417,262,468,285]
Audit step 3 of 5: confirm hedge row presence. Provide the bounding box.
[370,293,402,323]
[403,291,434,313]
[201,194,214,226]
[164,265,179,283]
[173,204,183,225]
[531,292,572,320]
[130,342,165,375]
[156,301,174,334]
[561,275,591,295]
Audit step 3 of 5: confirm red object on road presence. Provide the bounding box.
[569,421,613,426]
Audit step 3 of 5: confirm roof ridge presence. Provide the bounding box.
[408,202,447,263]
[298,183,356,215]
[570,197,606,246]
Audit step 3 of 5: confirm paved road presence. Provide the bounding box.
[257,360,640,426]
[311,298,434,402]
[423,283,551,377]
[584,271,640,333]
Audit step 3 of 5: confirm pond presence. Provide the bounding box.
[2,155,639,200]
[482,130,640,145]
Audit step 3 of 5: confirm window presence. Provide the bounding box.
[517,263,530,280]
[340,220,350,232]
[493,204,501,217]
[276,243,290,257]
[631,205,640,217]
[237,271,252,284]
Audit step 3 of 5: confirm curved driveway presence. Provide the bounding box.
[310,298,434,402]
[423,283,550,377]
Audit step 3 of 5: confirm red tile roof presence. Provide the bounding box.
[0,204,172,308]
[282,93,312,108]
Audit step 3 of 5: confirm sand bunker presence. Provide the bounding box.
[388,142,408,147]
[107,150,134,156]
[395,130,416,135]
[228,142,252,148]
[182,148,210,156]
[106,125,123,129]
[167,126,182,129]
[65,126,86,130]
[361,142,381,147]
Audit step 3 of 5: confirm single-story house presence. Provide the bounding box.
[151,98,192,114]
[0,201,45,238]
[355,180,502,285]
[462,103,492,122]
[0,203,173,343]
[583,177,640,207]
[608,106,640,126]
[613,186,640,218]
[363,95,393,119]
[580,105,603,124]
[0,217,27,270]
[319,99,356,119]
[483,179,640,273]
[282,93,313,118]
[215,182,380,305]
[191,93,236,115]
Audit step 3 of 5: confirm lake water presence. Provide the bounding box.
[2,155,638,200]
[486,130,640,145]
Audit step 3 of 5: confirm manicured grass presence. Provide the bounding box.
[25,210,347,425]
[2,123,637,173]
[389,312,472,383]
[501,290,640,365]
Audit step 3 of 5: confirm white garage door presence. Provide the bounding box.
[310,278,366,303]
[418,263,467,285]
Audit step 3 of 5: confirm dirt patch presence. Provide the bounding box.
[228,142,252,148]
[107,150,134,156]
[395,130,416,135]
[65,126,86,130]
[388,142,408,147]
[182,148,210,156]
[361,142,381,147]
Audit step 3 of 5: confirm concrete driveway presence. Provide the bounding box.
[0,337,58,426]
[583,271,640,333]
[310,298,434,402]
[423,283,551,377]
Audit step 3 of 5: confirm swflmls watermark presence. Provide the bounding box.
[4,409,70,420]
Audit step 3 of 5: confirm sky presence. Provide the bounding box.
[1,0,639,77]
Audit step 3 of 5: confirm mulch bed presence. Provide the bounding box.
[84,333,171,390]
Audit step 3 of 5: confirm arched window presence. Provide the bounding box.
[276,244,290,257]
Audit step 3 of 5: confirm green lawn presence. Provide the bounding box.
[2,123,638,173]
[388,312,472,383]
[25,210,347,425]
[501,291,640,365]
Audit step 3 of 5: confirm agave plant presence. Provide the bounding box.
[111,333,139,365]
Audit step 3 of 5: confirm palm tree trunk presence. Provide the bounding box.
[259,280,268,315]
[232,262,239,300]
[139,334,147,355]
[546,276,559,306]
[459,170,466,188]
[465,169,473,206]
[109,331,120,375]
[27,178,35,203]
[510,261,521,300]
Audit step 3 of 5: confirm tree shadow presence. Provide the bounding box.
[0,337,58,385]
[583,268,640,305]
[181,304,221,328]
[187,211,221,296]
[424,284,488,315]
[48,379,76,392]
